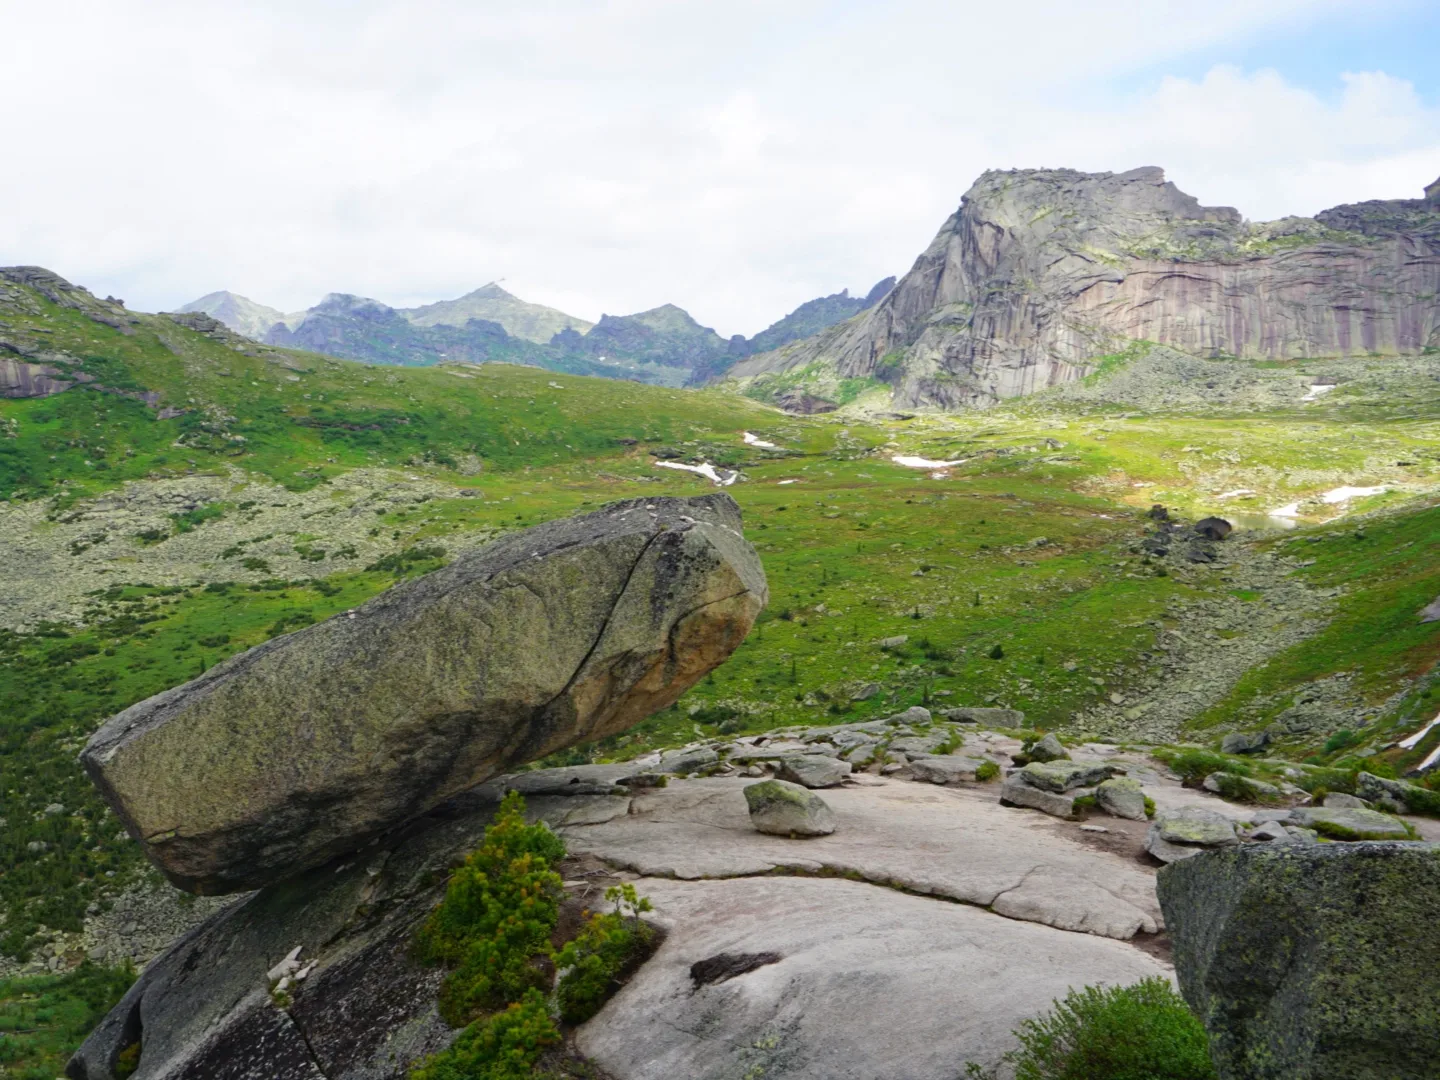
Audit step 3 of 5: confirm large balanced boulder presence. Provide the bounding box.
[1158,842,1440,1079]
[80,494,766,894]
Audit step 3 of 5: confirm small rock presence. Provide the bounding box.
[657,748,720,775]
[888,706,933,726]
[1220,730,1270,755]
[1321,792,1370,809]
[907,756,987,785]
[999,774,1085,819]
[851,682,882,701]
[1355,771,1429,813]
[743,780,836,837]
[938,706,1024,726]
[1027,733,1070,763]
[1145,807,1238,863]
[1095,777,1147,821]
[1020,760,1114,793]
[1289,806,1411,841]
[1201,772,1281,802]
[1079,824,1109,833]
[876,635,909,649]
[777,755,853,789]
[879,762,905,775]
[1248,820,1291,843]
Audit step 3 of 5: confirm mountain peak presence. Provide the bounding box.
[1426,176,1440,203]
[403,285,591,341]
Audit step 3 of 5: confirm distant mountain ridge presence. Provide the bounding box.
[181,277,896,387]
[727,166,1440,410]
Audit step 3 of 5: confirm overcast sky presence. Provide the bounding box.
[4,0,1439,337]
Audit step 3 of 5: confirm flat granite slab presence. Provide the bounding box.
[577,875,1170,1080]
[554,775,1163,939]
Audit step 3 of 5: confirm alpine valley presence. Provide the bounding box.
[1,166,1439,1080]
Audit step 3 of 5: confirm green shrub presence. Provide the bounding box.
[555,884,655,1024]
[1143,796,1156,819]
[977,977,1215,1080]
[1293,767,1357,795]
[975,760,1000,782]
[414,791,566,1025]
[409,989,559,1080]
[1161,750,1248,787]
[1323,729,1359,754]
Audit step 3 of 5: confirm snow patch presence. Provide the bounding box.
[1270,485,1387,518]
[892,454,967,469]
[1216,489,1257,499]
[743,432,778,449]
[1302,383,1337,401]
[1321,485,1386,504]
[655,460,738,487]
[1399,711,1440,751]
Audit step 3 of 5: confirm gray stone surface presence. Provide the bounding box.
[1145,807,1238,863]
[1321,791,1371,809]
[1158,842,1440,1080]
[1247,820,1291,843]
[907,755,988,785]
[68,788,508,1080]
[1020,760,1115,793]
[1095,777,1148,821]
[1356,770,1431,812]
[776,755,852,789]
[744,780,836,837]
[937,707,1024,726]
[80,494,766,894]
[562,777,1160,938]
[1027,732,1070,763]
[1221,730,1270,755]
[999,774,1082,820]
[1290,805,1411,840]
[576,876,1170,1080]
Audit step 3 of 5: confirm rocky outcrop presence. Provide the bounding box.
[1158,842,1440,1080]
[80,494,766,894]
[0,357,76,397]
[727,167,1440,409]
[70,770,1169,1080]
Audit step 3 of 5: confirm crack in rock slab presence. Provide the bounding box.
[575,875,1171,1080]
[551,777,1160,940]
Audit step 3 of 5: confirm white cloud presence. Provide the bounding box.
[0,0,1435,336]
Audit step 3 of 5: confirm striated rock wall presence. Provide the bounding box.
[728,167,1440,409]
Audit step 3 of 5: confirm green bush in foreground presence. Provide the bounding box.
[410,989,559,1080]
[555,884,654,1024]
[413,791,566,1026]
[970,977,1215,1080]
[410,792,657,1080]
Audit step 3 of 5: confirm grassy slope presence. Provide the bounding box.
[0,964,133,1079]
[1,277,1439,1068]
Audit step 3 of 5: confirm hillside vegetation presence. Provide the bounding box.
[1,269,1438,1068]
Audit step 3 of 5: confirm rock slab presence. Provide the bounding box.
[1158,842,1440,1080]
[80,494,766,894]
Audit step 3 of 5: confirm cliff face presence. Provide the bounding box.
[728,167,1440,409]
